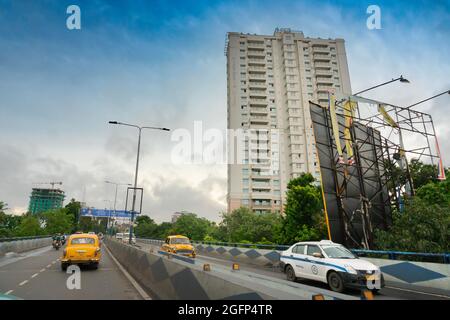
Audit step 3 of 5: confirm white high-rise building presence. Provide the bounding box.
[226,28,352,214]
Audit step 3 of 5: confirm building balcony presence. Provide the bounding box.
[249,98,268,106]
[250,114,269,121]
[249,109,268,116]
[249,94,267,101]
[248,73,266,79]
[251,183,271,189]
[251,202,272,208]
[316,77,334,85]
[248,66,266,72]
[250,119,270,126]
[313,54,331,62]
[247,50,265,57]
[314,63,331,69]
[312,47,329,54]
[315,69,333,76]
[249,192,273,199]
[248,80,266,87]
[248,58,266,65]
[247,41,265,48]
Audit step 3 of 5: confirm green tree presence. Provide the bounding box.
[218,207,282,243]
[409,158,440,190]
[169,213,214,241]
[65,198,81,229]
[154,222,173,239]
[375,199,449,253]
[0,202,23,238]
[41,209,73,234]
[415,177,450,206]
[15,214,43,237]
[135,216,158,238]
[281,173,326,244]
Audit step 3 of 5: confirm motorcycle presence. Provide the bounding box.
[52,240,62,250]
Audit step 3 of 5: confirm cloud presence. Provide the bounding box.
[0,0,449,219]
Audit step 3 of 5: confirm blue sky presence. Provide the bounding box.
[1,0,449,221]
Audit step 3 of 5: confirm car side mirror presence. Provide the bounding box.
[313,252,324,258]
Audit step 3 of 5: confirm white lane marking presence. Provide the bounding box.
[52,261,56,264]
[4,290,13,295]
[46,264,51,268]
[385,285,450,299]
[31,273,38,278]
[103,244,152,300]
[0,245,52,268]
[19,280,28,286]
[40,268,45,272]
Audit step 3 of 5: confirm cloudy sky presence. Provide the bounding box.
[0,0,449,222]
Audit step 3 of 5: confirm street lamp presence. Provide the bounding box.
[354,75,410,96]
[105,181,132,235]
[406,89,450,109]
[108,121,170,244]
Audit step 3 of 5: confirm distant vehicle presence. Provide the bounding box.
[115,233,124,240]
[61,233,101,271]
[121,233,136,245]
[98,232,104,240]
[280,240,384,293]
[88,231,96,235]
[161,235,196,258]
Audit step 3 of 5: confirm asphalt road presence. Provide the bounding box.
[137,241,450,301]
[0,244,142,300]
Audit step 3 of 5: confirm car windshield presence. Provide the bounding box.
[171,238,190,244]
[321,245,356,259]
[71,237,95,245]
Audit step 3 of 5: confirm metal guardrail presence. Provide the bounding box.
[351,249,450,264]
[136,237,450,264]
[0,235,51,243]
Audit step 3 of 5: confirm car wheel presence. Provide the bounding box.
[285,265,296,282]
[327,271,345,293]
[61,263,68,271]
[91,263,99,270]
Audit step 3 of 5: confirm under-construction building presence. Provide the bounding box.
[28,188,65,214]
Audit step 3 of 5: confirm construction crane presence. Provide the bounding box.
[32,182,63,189]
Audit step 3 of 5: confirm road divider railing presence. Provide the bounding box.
[136,237,449,264]
[0,236,52,257]
[135,237,450,296]
[0,235,52,242]
[105,237,357,300]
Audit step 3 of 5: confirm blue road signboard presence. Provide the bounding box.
[80,208,137,218]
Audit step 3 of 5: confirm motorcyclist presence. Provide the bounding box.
[52,233,62,249]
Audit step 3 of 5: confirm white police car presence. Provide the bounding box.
[280,240,384,293]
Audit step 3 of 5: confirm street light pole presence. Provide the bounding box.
[108,121,170,244]
[105,180,132,235]
[406,90,450,109]
[353,75,410,96]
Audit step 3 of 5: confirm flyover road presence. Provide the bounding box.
[0,244,144,300]
[137,241,450,301]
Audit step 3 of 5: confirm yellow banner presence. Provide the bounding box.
[378,104,398,128]
[329,94,343,158]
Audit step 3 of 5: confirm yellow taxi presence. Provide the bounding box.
[161,235,196,258]
[61,233,101,270]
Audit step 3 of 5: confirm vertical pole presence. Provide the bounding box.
[130,128,141,244]
[109,184,118,235]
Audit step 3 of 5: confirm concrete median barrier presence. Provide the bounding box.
[0,237,52,257]
[137,238,450,296]
[105,238,355,300]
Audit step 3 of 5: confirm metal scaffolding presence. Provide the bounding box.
[310,94,442,249]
